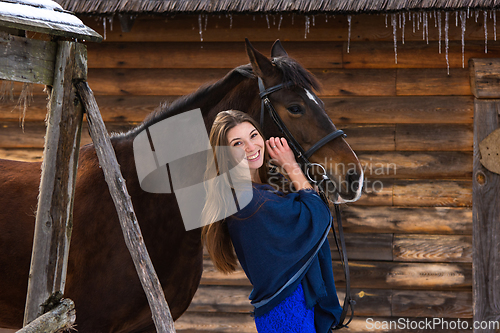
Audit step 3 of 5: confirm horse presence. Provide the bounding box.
[0,39,363,332]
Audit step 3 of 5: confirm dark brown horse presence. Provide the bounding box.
[0,40,363,332]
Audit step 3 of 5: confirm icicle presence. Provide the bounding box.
[494,10,497,41]
[438,11,442,54]
[304,16,310,39]
[278,15,283,30]
[109,16,113,31]
[273,15,276,26]
[312,15,315,26]
[424,11,429,44]
[325,14,328,23]
[347,15,352,53]
[475,10,479,23]
[399,12,402,29]
[402,12,406,44]
[204,14,208,30]
[392,14,397,64]
[445,12,449,75]
[456,11,459,27]
[229,14,233,29]
[198,14,204,46]
[266,14,270,29]
[103,17,107,40]
[412,12,416,33]
[467,7,470,19]
[434,10,438,27]
[385,14,388,28]
[461,11,466,68]
[484,10,488,53]
[417,12,421,31]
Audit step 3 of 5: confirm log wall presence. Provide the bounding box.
[1,13,496,332]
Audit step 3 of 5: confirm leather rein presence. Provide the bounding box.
[257,77,355,330]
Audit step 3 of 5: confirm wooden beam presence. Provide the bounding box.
[17,299,75,333]
[396,68,471,96]
[343,206,472,235]
[201,259,472,290]
[23,41,84,325]
[472,99,500,332]
[0,32,56,85]
[469,58,500,99]
[75,81,176,333]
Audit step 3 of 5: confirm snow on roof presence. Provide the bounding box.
[0,0,102,41]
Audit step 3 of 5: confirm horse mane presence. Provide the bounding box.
[113,57,318,139]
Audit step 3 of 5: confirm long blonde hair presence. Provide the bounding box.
[201,110,269,274]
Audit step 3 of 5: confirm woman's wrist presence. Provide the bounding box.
[284,163,314,191]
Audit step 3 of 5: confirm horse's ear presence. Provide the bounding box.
[245,38,275,78]
[271,40,288,58]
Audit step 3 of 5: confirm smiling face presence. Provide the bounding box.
[226,121,265,182]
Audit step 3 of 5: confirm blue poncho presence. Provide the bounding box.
[226,183,342,333]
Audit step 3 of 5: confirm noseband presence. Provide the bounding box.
[257,77,354,330]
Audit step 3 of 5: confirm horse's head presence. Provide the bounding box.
[245,39,363,204]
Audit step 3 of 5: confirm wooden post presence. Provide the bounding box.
[75,81,176,333]
[470,58,500,333]
[23,41,86,325]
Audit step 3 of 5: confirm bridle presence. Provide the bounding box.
[257,77,355,330]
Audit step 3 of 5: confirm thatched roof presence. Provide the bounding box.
[55,0,500,15]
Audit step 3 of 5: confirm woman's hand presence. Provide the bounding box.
[265,137,313,191]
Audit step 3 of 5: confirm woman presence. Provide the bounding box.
[201,110,342,333]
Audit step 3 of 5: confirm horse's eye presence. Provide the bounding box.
[287,105,304,115]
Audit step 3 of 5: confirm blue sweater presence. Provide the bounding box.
[226,183,342,333]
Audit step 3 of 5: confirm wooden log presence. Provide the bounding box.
[396,68,471,96]
[329,233,393,261]
[393,235,472,263]
[85,68,397,96]
[87,41,343,69]
[0,148,43,161]
[342,124,474,152]
[327,96,474,125]
[341,125,395,151]
[357,151,472,180]
[395,124,473,151]
[393,180,472,207]
[23,41,84,325]
[202,232,393,261]
[201,259,472,290]
[175,313,475,332]
[354,179,393,206]
[82,14,498,43]
[0,32,56,85]
[344,41,500,69]
[185,285,392,317]
[17,299,75,333]
[343,206,472,235]
[3,95,473,125]
[472,99,500,332]
[332,261,472,290]
[469,58,500,98]
[0,121,135,148]
[392,290,472,318]
[75,81,176,333]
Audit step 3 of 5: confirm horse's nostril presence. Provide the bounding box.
[346,169,360,192]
